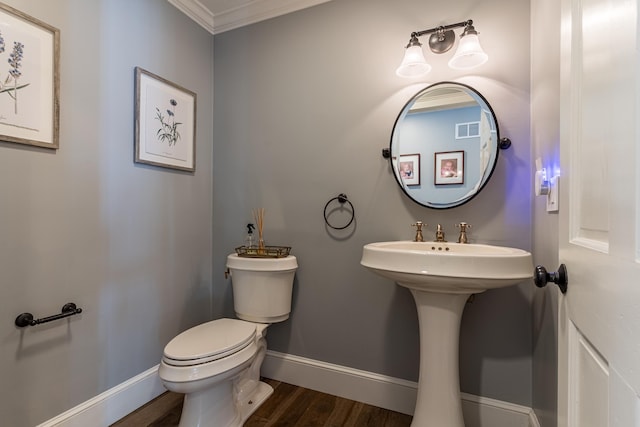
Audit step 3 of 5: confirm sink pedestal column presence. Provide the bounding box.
[408,288,471,427]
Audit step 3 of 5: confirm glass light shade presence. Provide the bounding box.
[396,45,432,78]
[448,33,488,70]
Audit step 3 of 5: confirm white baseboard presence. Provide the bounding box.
[38,352,541,427]
[263,350,540,427]
[262,349,418,415]
[36,365,165,427]
[460,392,541,427]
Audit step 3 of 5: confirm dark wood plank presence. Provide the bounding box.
[288,389,337,426]
[384,409,414,427]
[323,395,358,427]
[111,391,183,427]
[245,381,305,427]
[353,405,390,426]
[264,386,320,426]
[341,401,367,427]
[111,379,413,427]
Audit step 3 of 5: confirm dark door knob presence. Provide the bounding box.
[534,264,568,294]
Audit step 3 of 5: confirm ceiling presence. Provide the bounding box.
[168,0,333,35]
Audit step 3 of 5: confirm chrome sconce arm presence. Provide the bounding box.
[396,19,488,78]
[412,20,472,52]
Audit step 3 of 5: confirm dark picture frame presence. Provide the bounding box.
[434,151,464,185]
[399,153,420,186]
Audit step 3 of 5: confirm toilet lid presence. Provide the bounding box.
[163,318,256,366]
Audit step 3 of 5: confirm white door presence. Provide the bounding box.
[558,0,640,425]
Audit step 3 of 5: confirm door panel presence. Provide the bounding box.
[568,322,608,427]
[559,0,640,425]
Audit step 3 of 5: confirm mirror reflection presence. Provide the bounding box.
[390,82,500,209]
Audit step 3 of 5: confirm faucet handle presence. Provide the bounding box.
[412,221,426,230]
[456,222,471,231]
[456,222,471,243]
[412,221,426,242]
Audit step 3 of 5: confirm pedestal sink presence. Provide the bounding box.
[361,241,533,427]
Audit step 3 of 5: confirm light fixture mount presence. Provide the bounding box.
[428,28,455,54]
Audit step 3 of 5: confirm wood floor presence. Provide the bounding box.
[111,378,413,426]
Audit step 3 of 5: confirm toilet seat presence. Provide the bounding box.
[163,318,256,367]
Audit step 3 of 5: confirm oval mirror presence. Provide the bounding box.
[390,82,501,209]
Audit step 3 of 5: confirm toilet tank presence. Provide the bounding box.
[226,254,298,323]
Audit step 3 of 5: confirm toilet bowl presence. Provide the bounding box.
[158,254,297,427]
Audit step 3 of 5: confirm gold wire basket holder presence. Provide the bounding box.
[235,245,291,258]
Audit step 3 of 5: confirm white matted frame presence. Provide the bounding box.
[0,2,60,149]
[434,150,464,185]
[135,67,196,172]
[399,153,420,186]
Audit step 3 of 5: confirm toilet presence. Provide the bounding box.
[159,253,298,427]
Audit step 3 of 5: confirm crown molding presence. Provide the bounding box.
[169,0,332,35]
[169,0,215,33]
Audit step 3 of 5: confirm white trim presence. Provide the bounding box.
[36,365,165,427]
[168,0,333,35]
[460,392,541,427]
[211,0,332,34]
[39,352,542,427]
[570,236,609,254]
[263,350,540,427]
[529,409,542,427]
[168,0,214,33]
[262,349,418,415]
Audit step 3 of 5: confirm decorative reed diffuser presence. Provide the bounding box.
[235,208,290,258]
[252,208,265,253]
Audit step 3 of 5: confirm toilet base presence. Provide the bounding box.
[237,381,273,423]
[177,379,273,427]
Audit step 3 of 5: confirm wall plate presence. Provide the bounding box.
[546,177,559,212]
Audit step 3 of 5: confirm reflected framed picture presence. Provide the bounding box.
[435,151,464,185]
[399,153,420,186]
[0,3,60,149]
[135,67,196,172]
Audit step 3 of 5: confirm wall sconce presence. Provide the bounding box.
[396,20,488,78]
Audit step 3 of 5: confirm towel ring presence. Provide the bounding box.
[323,193,355,230]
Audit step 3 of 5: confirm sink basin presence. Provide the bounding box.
[361,241,533,426]
[361,241,533,293]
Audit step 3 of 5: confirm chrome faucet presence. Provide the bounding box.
[412,221,425,242]
[434,224,446,242]
[456,222,471,243]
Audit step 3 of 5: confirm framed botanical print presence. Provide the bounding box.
[0,3,60,149]
[134,67,196,172]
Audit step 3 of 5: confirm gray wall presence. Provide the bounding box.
[0,1,213,425]
[0,0,560,425]
[213,0,533,406]
[531,0,561,426]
